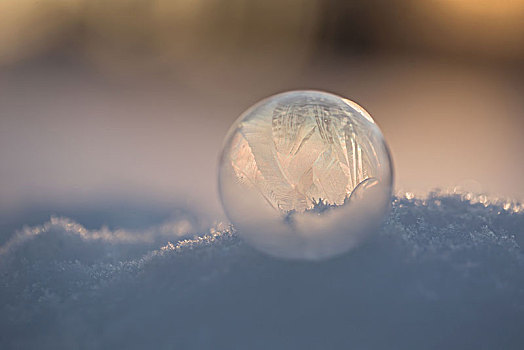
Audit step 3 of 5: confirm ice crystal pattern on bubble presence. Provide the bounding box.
[230,94,379,213]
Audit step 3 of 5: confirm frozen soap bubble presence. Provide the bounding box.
[218,91,393,260]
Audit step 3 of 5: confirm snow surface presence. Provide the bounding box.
[1,192,523,349]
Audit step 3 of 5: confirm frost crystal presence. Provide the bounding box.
[231,93,379,212]
[219,91,393,259]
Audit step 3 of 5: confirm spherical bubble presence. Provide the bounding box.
[218,91,393,260]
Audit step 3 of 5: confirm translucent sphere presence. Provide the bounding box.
[218,91,393,260]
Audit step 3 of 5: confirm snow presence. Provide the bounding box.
[0,192,523,349]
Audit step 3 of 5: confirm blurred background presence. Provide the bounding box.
[1,0,524,232]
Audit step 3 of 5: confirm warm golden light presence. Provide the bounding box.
[434,0,524,19]
[0,0,83,65]
[405,0,524,60]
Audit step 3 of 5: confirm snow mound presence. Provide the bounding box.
[0,192,523,349]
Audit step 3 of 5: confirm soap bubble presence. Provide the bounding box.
[218,91,393,259]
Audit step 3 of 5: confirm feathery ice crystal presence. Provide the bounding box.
[218,91,393,259]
